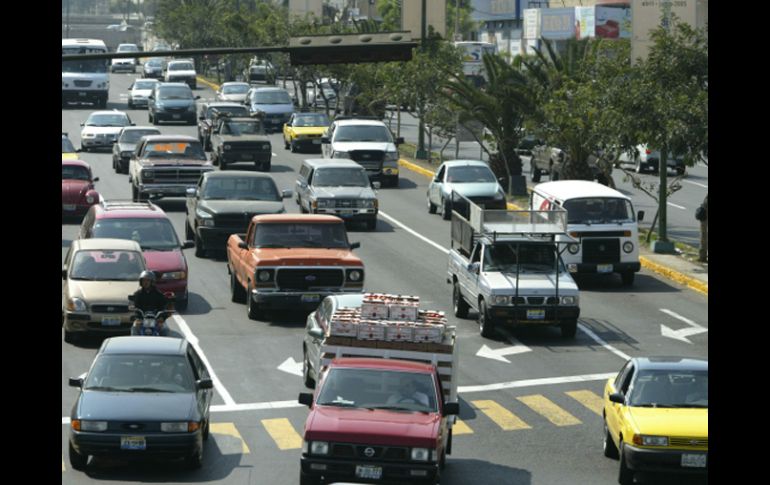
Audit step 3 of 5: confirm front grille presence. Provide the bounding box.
[582,238,620,264]
[329,443,408,461]
[91,305,130,313]
[332,199,362,208]
[165,107,188,113]
[74,80,92,87]
[151,168,209,184]
[571,231,628,238]
[275,268,344,290]
[528,297,544,305]
[349,150,384,170]
[513,297,526,305]
[225,142,270,152]
[214,213,254,229]
[669,437,708,448]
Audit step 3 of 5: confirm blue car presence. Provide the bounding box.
[67,337,213,470]
[246,86,295,133]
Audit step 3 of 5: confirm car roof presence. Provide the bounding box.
[633,356,708,372]
[330,357,435,373]
[88,110,128,117]
[252,87,286,92]
[72,238,142,252]
[303,159,363,170]
[253,214,343,224]
[139,134,199,142]
[334,119,386,127]
[442,160,490,168]
[133,78,159,83]
[93,200,168,219]
[100,336,188,356]
[119,125,158,132]
[204,170,273,180]
[62,159,90,168]
[158,82,192,89]
[206,102,246,108]
[534,180,630,201]
[222,82,249,87]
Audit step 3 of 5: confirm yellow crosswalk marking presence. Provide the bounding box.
[566,390,604,416]
[262,418,303,450]
[452,419,473,435]
[210,422,250,454]
[62,456,65,472]
[472,400,531,430]
[517,394,581,426]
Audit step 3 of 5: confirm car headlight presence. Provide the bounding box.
[347,269,363,282]
[121,151,133,158]
[223,144,232,151]
[310,441,329,455]
[85,195,96,204]
[78,420,108,432]
[187,104,196,112]
[332,151,350,159]
[636,435,668,447]
[411,447,431,461]
[560,295,578,305]
[257,270,273,282]
[316,199,333,208]
[161,271,187,280]
[623,241,634,253]
[141,170,154,180]
[66,297,87,312]
[568,243,580,254]
[384,151,399,162]
[493,295,509,305]
[160,422,196,433]
[361,199,376,208]
[494,190,506,200]
[196,208,213,227]
[82,132,95,138]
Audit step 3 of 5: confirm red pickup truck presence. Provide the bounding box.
[226,214,364,320]
[299,358,459,485]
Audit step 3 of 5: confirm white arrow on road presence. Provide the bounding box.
[660,309,708,344]
[475,328,532,363]
[278,357,303,377]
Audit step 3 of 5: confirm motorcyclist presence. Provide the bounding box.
[130,270,171,336]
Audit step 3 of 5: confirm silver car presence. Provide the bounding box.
[216,82,250,103]
[127,78,160,109]
[427,160,507,220]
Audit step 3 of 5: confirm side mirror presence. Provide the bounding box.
[298,392,313,407]
[372,181,381,190]
[93,177,100,182]
[321,136,330,144]
[442,402,460,416]
[637,210,645,222]
[350,242,361,250]
[196,378,214,390]
[80,123,85,127]
[298,180,307,188]
[609,392,625,405]
[75,148,81,152]
[281,189,292,199]
[186,187,197,197]
[181,240,195,249]
[195,95,201,100]
[62,269,67,280]
[130,123,136,126]
[467,262,480,274]
[308,327,324,339]
[238,241,249,250]
[395,137,404,145]
[68,377,84,388]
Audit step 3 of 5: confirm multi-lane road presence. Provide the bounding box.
[62,73,708,484]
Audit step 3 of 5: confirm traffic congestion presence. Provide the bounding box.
[62,53,707,485]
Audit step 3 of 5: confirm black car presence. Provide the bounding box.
[148,83,200,125]
[68,337,213,470]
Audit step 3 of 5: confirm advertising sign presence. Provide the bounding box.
[595,5,632,39]
[540,8,576,40]
[523,8,540,40]
[574,7,596,39]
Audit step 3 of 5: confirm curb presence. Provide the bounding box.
[397,158,707,296]
[196,76,220,91]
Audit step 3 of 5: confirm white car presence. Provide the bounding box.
[616,144,686,175]
[80,110,134,151]
[111,43,139,73]
[164,59,197,89]
[216,82,250,103]
[127,78,160,109]
[427,160,507,219]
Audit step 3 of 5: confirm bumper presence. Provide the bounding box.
[314,208,377,222]
[167,77,196,88]
[568,262,641,274]
[263,119,288,132]
[292,138,323,151]
[139,184,196,197]
[251,288,363,310]
[62,203,94,216]
[111,64,135,72]
[130,97,149,106]
[70,431,201,460]
[198,226,244,249]
[81,138,116,148]
[623,444,708,476]
[301,456,439,484]
[62,90,107,104]
[488,305,580,325]
[154,112,197,123]
[220,152,271,165]
[64,312,133,334]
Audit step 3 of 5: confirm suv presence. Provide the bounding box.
[149,83,200,125]
[164,59,197,89]
[321,117,404,187]
[78,201,194,309]
[209,114,272,171]
[245,86,294,133]
[197,102,250,150]
[295,159,379,230]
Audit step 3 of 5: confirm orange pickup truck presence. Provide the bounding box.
[227,214,365,320]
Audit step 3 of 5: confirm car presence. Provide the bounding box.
[185,171,291,257]
[616,144,686,175]
[245,86,295,133]
[79,110,134,152]
[208,114,272,170]
[295,158,379,230]
[127,78,160,109]
[79,201,194,309]
[197,102,250,150]
[282,112,330,153]
[306,81,338,108]
[603,357,708,484]
[244,59,274,84]
[530,144,606,183]
[515,133,543,155]
[67,336,213,470]
[62,133,78,160]
[111,43,139,73]
[62,238,146,343]
[142,58,165,80]
[427,160,507,219]
[164,59,197,89]
[112,126,161,174]
[148,83,200,125]
[62,160,100,217]
[216,82,251,103]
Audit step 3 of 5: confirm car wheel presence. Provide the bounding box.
[194,234,205,258]
[290,141,297,153]
[131,184,139,202]
[211,153,219,166]
[230,270,246,303]
[453,282,469,319]
[531,163,541,183]
[69,442,88,471]
[64,329,78,344]
[478,299,496,338]
[676,167,686,176]
[185,221,194,240]
[176,295,188,312]
[561,319,578,339]
[551,168,560,181]
[634,161,642,174]
[284,137,290,149]
[303,349,315,389]
[442,198,452,220]
[220,161,227,171]
[185,447,203,470]
[246,283,262,320]
[428,196,437,214]
[81,146,89,153]
[128,100,133,109]
[603,419,619,459]
[366,219,377,231]
[202,418,210,441]
[300,470,321,485]
[621,272,635,286]
[618,443,634,485]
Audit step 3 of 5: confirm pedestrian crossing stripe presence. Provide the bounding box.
[517,394,581,427]
[262,418,303,450]
[210,422,250,454]
[566,390,604,416]
[452,419,473,435]
[471,400,531,431]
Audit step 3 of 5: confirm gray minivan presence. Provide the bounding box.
[148,82,200,125]
[245,86,295,132]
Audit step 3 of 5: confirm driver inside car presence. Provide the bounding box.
[387,376,429,407]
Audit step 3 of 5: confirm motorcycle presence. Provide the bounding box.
[128,293,176,336]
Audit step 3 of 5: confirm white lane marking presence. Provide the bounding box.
[683,180,708,189]
[659,308,707,344]
[458,372,617,393]
[667,202,687,210]
[173,315,237,407]
[577,323,632,361]
[62,417,70,425]
[660,308,702,327]
[278,357,303,376]
[211,401,305,413]
[378,211,449,254]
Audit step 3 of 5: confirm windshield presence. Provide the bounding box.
[62,59,108,73]
[62,165,90,181]
[253,91,291,104]
[117,44,138,52]
[253,223,349,249]
[146,59,163,67]
[169,62,194,71]
[203,177,279,201]
[119,129,160,144]
[335,125,392,143]
[143,141,206,160]
[86,114,129,127]
[293,114,329,127]
[62,137,76,153]
[627,369,708,408]
[220,120,263,135]
[207,106,249,119]
[483,242,563,273]
[223,84,249,94]
[69,250,144,281]
[313,167,370,187]
[447,165,496,183]
[91,218,181,250]
[317,368,437,413]
[159,86,194,100]
[84,354,195,393]
[134,80,158,90]
[563,197,635,224]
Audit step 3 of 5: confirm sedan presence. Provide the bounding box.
[603,356,708,484]
[67,336,213,470]
[80,111,134,152]
[282,112,330,153]
[216,82,250,103]
[427,160,507,220]
[616,144,686,175]
[128,79,160,109]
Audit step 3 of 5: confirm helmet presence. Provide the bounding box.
[139,270,156,283]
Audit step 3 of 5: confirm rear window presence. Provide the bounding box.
[91,217,180,250]
[119,129,161,143]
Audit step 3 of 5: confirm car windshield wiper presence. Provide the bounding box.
[366,405,428,413]
[670,404,708,408]
[317,401,356,407]
[141,246,175,251]
[256,243,286,248]
[84,385,123,392]
[299,240,323,247]
[204,196,228,200]
[130,387,175,393]
[69,276,96,281]
[633,403,675,408]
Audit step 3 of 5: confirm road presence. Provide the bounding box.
[62,73,708,484]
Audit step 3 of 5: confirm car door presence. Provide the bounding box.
[458,242,483,308]
[187,177,204,231]
[430,164,447,206]
[606,361,634,442]
[302,168,316,212]
[187,345,212,420]
[284,114,295,144]
[322,123,336,158]
[305,297,333,375]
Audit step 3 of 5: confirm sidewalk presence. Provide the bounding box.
[398,157,708,296]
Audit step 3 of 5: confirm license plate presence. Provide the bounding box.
[101,317,121,326]
[120,436,146,451]
[312,139,321,145]
[681,453,706,468]
[78,92,86,97]
[355,465,382,480]
[597,264,613,274]
[337,210,355,216]
[301,294,320,303]
[63,204,77,211]
[240,153,253,160]
[172,114,181,119]
[526,309,545,320]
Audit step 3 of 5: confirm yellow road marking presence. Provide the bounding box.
[262,418,303,450]
[566,390,604,416]
[517,394,581,426]
[452,419,473,435]
[472,400,531,430]
[210,422,250,454]
[62,456,65,472]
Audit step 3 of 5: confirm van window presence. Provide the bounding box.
[562,198,635,224]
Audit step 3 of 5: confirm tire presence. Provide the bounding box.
[300,470,321,485]
[303,350,315,389]
[220,161,227,171]
[551,168,560,181]
[428,196,437,214]
[185,221,194,240]
[618,443,633,485]
[676,167,686,176]
[128,100,133,109]
[230,270,246,303]
[561,319,578,339]
[151,113,158,126]
[131,184,139,202]
[442,198,452,221]
[453,282,469,318]
[531,163,542,183]
[176,296,188,312]
[603,420,619,459]
[99,97,107,109]
[202,419,210,441]
[290,141,297,153]
[69,442,88,471]
[185,447,203,470]
[148,112,153,124]
[212,153,219,166]
[81,146,89,153]
[284,137,290,149]
[478,299,496,338]
[64,329,78,344]
[246,283,262,320]
[621,272,635,286]
[194,234,205,258]
[634,161,642,174]
[366,218,377,231]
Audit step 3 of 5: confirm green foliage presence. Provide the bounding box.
[377,0,401,31]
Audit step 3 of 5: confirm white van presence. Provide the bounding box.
[530,181,643,286]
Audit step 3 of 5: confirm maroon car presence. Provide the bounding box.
[62,160,100,217]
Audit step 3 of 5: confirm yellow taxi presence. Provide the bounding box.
[282,112,330,153]
[603,357,708,484]
[62,133,78,160]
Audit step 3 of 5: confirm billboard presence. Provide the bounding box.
[595,5,631,39]
[523,8,540,40]
[631,0,707,61]
[540,8,576,40]
[575,6,596,39]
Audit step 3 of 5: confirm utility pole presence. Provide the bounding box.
[415,0,428,159]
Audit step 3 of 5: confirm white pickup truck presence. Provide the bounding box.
[447,192,581,339]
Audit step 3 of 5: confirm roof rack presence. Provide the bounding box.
[99,200,158,210]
